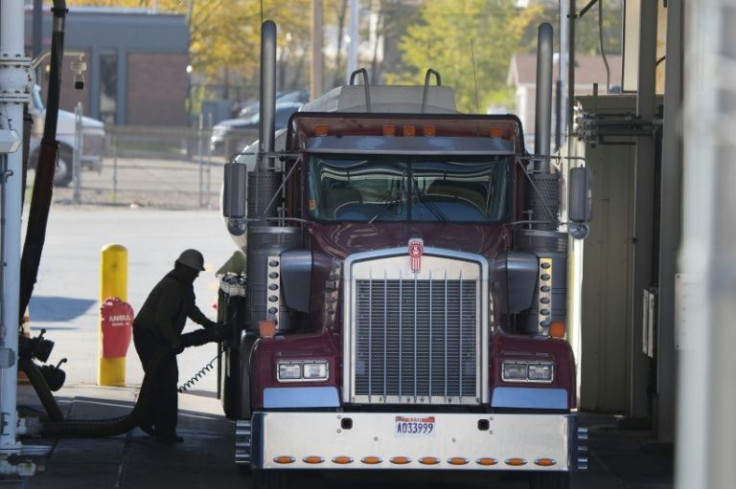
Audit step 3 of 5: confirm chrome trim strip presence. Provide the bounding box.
[490,387,568,410]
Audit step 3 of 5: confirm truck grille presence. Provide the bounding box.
[344,249,488,406]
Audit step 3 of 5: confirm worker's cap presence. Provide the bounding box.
[176,249,205,271]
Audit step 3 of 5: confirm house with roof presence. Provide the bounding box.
[507,53,622,149]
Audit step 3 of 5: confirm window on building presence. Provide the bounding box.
[99,51,118,125]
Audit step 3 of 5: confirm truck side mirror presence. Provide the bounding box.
[568,167,593,239]
[223,163,248,218]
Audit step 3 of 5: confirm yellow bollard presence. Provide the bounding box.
[99,244,129,386]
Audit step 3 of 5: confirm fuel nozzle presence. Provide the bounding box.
[40,358,67,392]
[19,328,55,363]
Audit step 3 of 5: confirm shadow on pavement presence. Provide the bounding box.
[29,296,97,322]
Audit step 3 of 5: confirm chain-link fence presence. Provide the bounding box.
[42,122,260,209]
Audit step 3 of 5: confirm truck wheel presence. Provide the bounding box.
[529,472,570,489]
[252,470,290,489]
[53,153,73,187]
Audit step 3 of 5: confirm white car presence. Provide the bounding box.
[29,85,106,187]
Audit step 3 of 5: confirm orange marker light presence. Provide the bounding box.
[476,457,499,466]
[273,456,295,464]
[505,458,527,466]
[331,456,353,465]
[302,456,324,464]
[419,457,440,465]
[549,321,566,338]
[361,456,382,465]
[390,456,411,465]
[534,458,557,467]
[314,124,329,136]
[402,125,416,137]
[490,127,504,138]
[447,457,469,466]
[259,320,276,338]
[382,125,396,136]
[423,125,436,136]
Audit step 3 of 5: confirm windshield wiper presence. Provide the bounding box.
[411,175,447,222]
[368,189,403,224]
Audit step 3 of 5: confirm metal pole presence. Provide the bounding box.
[656,0,683,444]
[206,112,212,208]
[559,0,569,147]
[98,244,128,386]
[0,0,31,455]
[311,0,323,100]
[629,0,657,420]
[567,0,576,155]
[112,132,118,203]
[73,102,82,204]
[346,0,359,82]
[198,113,204,208]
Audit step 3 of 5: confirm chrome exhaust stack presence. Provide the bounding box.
[530,23,559,233]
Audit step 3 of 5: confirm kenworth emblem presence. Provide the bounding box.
[408,238,424,273]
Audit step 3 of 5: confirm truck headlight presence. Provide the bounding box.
[277,360,329,382]
[528,363,554,382]
[502,362,528,381]
[502,361,554,383]
[303,361,328,380]
[278,362,302,381]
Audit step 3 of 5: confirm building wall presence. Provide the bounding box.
[127,53,188,126]
[26,8,188,127]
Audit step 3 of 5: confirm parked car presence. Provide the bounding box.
[29,85,106,187]
[234,90,309,118]
[210,101,302,156]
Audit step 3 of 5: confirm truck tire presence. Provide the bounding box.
[529,472,570,489]
[53,152,73,187]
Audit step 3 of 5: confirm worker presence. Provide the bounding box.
[133,249,218,445]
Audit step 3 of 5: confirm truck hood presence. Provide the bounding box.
[306,222,509,260]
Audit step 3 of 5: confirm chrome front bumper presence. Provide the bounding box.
[237,411,587,472]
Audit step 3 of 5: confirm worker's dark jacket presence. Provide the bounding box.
[133,269,216,348]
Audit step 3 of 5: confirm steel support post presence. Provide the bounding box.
[0,0,31,454]
[629,0,657,420]
[656,0,683,444]
[677,1,736,487]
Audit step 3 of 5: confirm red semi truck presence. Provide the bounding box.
[218,21,591,489]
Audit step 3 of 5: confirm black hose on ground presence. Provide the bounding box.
[39,347,168,437]
[19,356,65,423]
[36,325,229,438]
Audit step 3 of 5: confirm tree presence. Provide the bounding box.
[387,0,543,113]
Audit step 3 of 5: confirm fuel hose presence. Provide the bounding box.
[33,326,227,438]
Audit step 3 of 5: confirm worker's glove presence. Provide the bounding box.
[212,321,233,343]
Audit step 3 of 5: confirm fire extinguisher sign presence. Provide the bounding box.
[100,297,134,358]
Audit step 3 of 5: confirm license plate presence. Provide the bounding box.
[394,415,436,437]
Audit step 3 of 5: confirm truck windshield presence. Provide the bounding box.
[306,154,509,223]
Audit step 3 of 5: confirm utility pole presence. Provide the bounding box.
[311,0,323,100]
[346,0,358,82]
